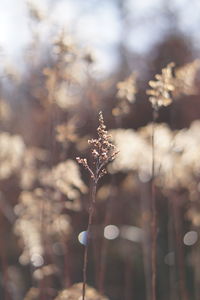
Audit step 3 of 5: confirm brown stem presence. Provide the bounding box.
[151,110,158,300]
[0,211,9,300]
[39,195,47,300]
[171,194,189,300]
[168,197,178,300]
[98,185,116,295]
[82,181,97,300]
[139,180,152,300]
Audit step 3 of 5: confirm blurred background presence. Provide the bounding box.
[1,0,200,300]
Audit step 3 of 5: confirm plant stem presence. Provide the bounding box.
[82,181,97,300]
[171,193,189,300]
[98,184,116,295]
[151,109,158,300]
[0,212,9,300]
[139,180,152,300]
[168,196,178,300]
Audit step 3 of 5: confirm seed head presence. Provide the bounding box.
[76,111,118,182]
[147,62,175,111]
[116,72,137,103]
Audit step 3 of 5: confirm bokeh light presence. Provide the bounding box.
[104,225,120,240]
[183,231,198,246]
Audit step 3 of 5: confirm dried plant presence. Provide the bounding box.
[42,31,94,110]
[76,111,118,184]
[109,121,200,196]
[76,111,118,300]
[174,59,200,97]
[147,62,175,111]
[113,72,137,116]
[116,72,137,102]
[2,15,200,299]
[146,62,175,300]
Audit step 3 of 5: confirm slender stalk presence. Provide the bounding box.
[171,193,189,300]
[0,211,9,300]
[151,109,158,300]
[139,180,152,300]
[77,111,118,300]
[82,181,97,300]
[40,195,47,300]
[168,197,178,300]
[193,233,200,300]
[98,184,116,294]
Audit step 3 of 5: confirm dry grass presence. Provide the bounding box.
[1,4,200,300]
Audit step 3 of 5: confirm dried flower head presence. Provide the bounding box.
[76,111,118,183]
[174,59,200,97]
[113,73,137,117]
[116,72,137,103]
[147,62,175,110]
